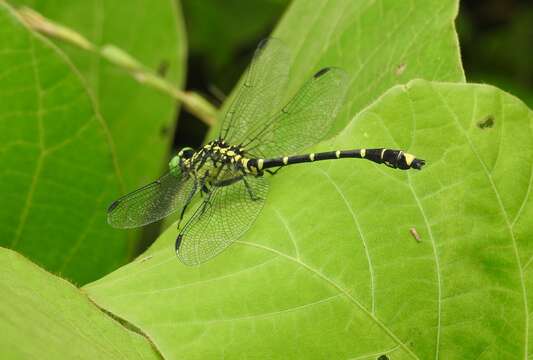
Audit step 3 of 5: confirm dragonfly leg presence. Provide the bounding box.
[199,192,215,215]
[243,177,261,201]
[212,175,259,201]
[198,171,211,198]
[265,166,283,175]
[212,176,243,187]
[177,180,199,230]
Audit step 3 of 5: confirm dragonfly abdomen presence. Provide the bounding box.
[249,148,425,171]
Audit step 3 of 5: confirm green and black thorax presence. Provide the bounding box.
[174,139,249,182]
[183,140,246,171]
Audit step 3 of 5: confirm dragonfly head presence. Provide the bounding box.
[169,147,195,175]
[177,147,195,160]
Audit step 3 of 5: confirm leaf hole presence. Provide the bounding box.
[477,115,495,129]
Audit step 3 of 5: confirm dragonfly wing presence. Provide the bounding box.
[242,67,349,158]
[176,175,268,266]
[220,38,290,145]
[107,171,197,228]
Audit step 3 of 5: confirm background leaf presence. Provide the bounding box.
[86,80,533,359]
[270,0,465,135]
[0,247,160,360]
[205,0,464,143]
[11,0,187,193]
[0,3,129,284]
[0,1,186,283]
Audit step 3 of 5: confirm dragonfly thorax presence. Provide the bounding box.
[205,140,246,163]
[169,140,252,181]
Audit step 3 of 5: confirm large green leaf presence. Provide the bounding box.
[0,247,160,360]
[0,1,186,283]
[12,0,187,193]
[271,0,465,135]
[85,80,533,358]
[0,3,127,284]
[207,0,465,141]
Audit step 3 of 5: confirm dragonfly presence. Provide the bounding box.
[107,38,425,266]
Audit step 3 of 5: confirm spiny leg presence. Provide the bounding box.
[198,170,210,198]
[243,177,261,201]
[197,187,216,217]
[213,174,260,201]
[265,166,283,175]
[175,187,217,254]
[177,180,199,230]
[212,175,243,187]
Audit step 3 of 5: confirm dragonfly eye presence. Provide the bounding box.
[178,147,195,159]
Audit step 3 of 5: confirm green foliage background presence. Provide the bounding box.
[0,0,532,359]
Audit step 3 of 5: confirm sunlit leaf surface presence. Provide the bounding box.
[0,1,186,284]
[0,247,160,360]
[271,0,465,134]
[0,3,127,284]
[12,0,186,191]
[86,80,533,359]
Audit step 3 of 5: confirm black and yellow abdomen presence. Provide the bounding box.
[245,148,425,173]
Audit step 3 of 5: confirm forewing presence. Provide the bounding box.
[243,67,349,158]
[107,171,196,228]
[176,176,268,266]
[220,38,290,145]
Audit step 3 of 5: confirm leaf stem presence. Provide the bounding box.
[15,6,218,127]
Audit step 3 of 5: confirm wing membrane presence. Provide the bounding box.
[176,175,268,266]
[243,67,349,158]
[107,171,197,229]
[220,38,290,145]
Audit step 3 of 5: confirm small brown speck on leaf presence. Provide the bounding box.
[395,63,406,76]
[410,227,421,242]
